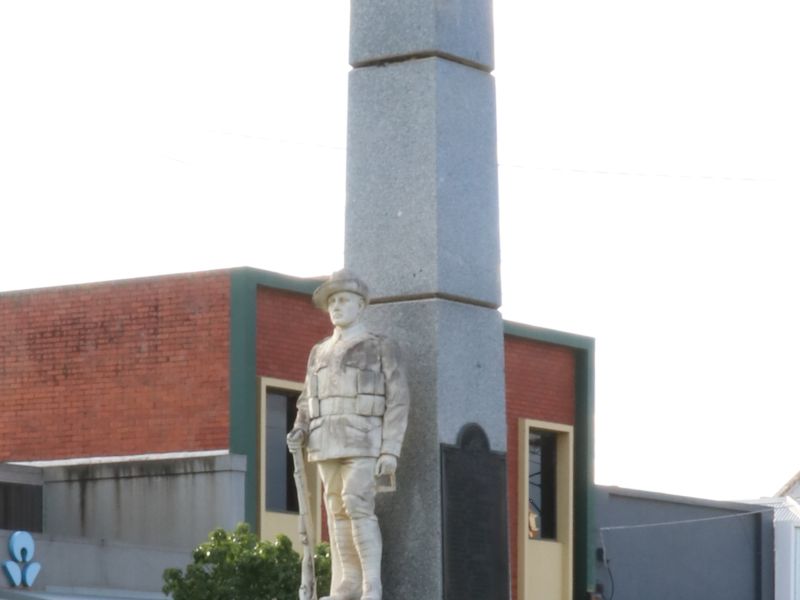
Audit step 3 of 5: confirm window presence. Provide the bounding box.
[264,389,299,513]
[0,482,43,532]
[259,378,320,546]
[528,429,557,540]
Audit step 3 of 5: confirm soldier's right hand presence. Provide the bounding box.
[286,428,306,451]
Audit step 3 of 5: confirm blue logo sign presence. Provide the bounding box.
[3,531,41,587]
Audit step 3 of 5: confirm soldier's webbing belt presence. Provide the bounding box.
[309,395,386,418]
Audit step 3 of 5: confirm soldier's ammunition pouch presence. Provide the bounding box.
[310,365,386,400]
[308,395,386,419]
[308,361,386,420]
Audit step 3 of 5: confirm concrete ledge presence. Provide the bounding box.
[42,453,246,483]
[0,463,43,486]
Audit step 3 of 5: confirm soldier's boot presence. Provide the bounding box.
[321,518,362,600]
[353,517,382,600]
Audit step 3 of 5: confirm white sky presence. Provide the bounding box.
[1,1,798,501]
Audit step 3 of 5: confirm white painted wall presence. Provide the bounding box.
[770,498,800,600]
[794,527,800,600]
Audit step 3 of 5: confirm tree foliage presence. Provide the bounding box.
[163,523,331,600]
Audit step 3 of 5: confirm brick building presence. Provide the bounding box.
[0,267,594,600]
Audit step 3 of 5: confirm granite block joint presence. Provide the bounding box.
[369,291,499,310]
[352,50,493,73]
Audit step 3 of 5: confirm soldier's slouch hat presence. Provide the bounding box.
[312,269,370,310]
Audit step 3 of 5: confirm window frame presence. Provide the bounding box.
[258,377,321,547]
[518,418,574,600]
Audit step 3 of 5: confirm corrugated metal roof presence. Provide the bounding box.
[741,496,800,523]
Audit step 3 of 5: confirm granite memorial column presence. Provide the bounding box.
[345,1,508,598]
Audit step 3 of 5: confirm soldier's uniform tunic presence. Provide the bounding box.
[296,328,408,461]
[293,324,409,600]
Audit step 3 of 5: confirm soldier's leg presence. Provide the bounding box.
[318,460,362,600]
[340,457,382,600]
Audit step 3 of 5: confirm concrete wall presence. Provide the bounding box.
[0,528,188,595]
[595,486,774,600]
[42,454,246,550]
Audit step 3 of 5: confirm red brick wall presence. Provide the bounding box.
[0,272,231,461]
[505,335,576,600]
[256,287,330,383]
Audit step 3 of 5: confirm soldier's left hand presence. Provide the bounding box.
[375,454,397,477]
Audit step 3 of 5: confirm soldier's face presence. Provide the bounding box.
[328,291,364,328]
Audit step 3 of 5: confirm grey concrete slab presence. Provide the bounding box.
[363,299,505,450]
[350,0,494,70]
[42,454,246,550]
[434,301,506,451]
[361,298,506,598]
[345,57,500,307]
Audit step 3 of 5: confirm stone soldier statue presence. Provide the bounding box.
[287,269,410,600]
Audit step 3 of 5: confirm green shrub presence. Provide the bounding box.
[163,523,331,600]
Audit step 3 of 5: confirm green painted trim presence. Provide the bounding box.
[229,269,259,528]
[573,344,595,598]
[235,266,325,296]
[228,267,324,528]
[503,320,594,351]
[504,319,596,598]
